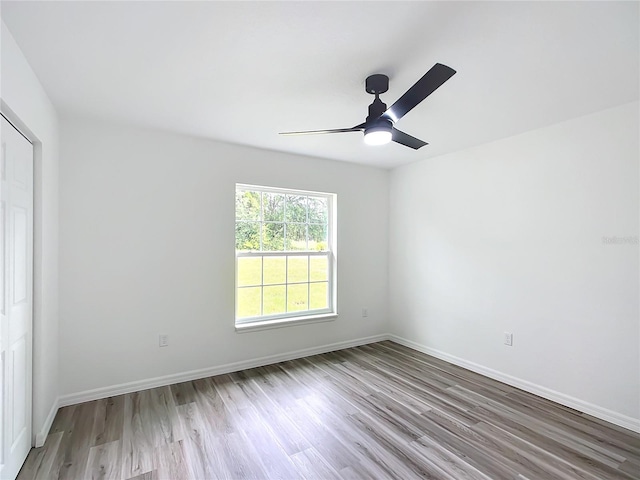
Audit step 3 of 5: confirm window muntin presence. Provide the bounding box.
[235,185,335,325]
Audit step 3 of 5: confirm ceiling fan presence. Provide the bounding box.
[280,63,456,149]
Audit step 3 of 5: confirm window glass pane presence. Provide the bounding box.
[263,192,285,222]
[263,256,286,285]
[287,284,308,312]
[237,287,261,318]
[308,224,327,251]
[285,195,307,223]
[263,222,284,251]
[308,197,328,224]
[263,285,286,315]
[309,256,328,282]
[286,224,307,251]
[310,282,328,310]
[287,256,308,283]
[238,257,262,287]
[236,222,260,251]
[236,191,261,221]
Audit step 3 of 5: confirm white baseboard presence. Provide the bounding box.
[47,332,639,447]
[389,334,640,434]
[35,399,59,448]
[59,334,388,408]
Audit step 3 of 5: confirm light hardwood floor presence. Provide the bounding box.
[19,341,640,479]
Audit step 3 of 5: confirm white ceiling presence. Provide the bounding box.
[1,1,638,169]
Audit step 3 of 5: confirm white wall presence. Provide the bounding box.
[0,21,60,444]
[59,117,389,398]
[390,102,639,430]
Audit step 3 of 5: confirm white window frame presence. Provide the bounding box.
[235,184,337,330]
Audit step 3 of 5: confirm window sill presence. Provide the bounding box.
[235,313,338,333]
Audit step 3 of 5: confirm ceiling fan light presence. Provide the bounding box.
[364,121,393,146]
[364,129,392,145]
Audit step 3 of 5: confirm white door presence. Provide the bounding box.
[0,116,33,480]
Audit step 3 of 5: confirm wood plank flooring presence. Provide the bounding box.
[19,341,640,479]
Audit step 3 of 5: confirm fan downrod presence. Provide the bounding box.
[365,74,389,95]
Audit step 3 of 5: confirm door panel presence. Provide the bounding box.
[11,209,27,307]
[0,116,33,480]
[10,339,26,446]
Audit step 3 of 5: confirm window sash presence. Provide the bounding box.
[236,186,331,253]
[235,250,334,324]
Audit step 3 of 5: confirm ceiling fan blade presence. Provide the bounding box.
[280,125,364,136]
[383,63,456,123]
[392,128,428,149]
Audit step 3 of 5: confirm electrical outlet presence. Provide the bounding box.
[504,332,513,346]
[159,334,169,347]
[362,308,368,318]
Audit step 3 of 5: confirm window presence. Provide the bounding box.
[235,184,336,327]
